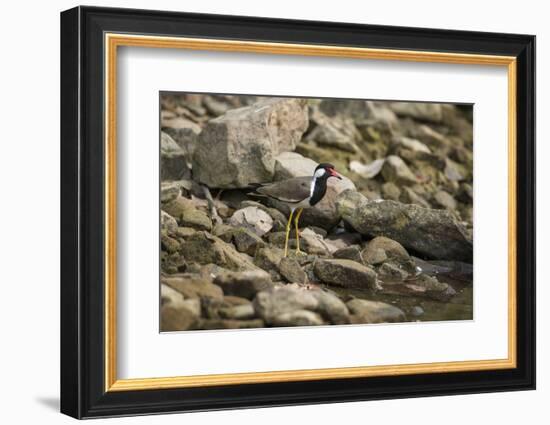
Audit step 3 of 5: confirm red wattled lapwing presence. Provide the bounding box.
[252,163,342,257]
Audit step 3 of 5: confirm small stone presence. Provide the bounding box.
[400,187,431,208]
[361,247,387,266]
[381,182,401,201]
[162,274,224,300]
[254,246,285,280]
[433,190,457,211]
[278,257,308,284]
[394,136,431,153]
[219,303,256,320]
[410,306,425,317]
[333,246,364,264]
[229,207,274,236]
[175,227,197,238]
[232,228,265,255]
[349,158,385,179]
[160,305,199,331]
[272,310,325,327]
[381,155,418,186]
[160,182,182,203]
[161,235,180,253]
[347,298,406,324]
[389,102,443,123]
[180,207,212,231]
[198,319,265,330]
[161,211,178,235]
[378,262,408,280]
[214,269,274,300]
[313,259,377,290]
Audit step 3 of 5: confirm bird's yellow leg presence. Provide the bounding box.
[294,208,304,254]
[284,209,294,257]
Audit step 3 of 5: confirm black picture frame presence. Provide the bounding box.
[60,5,535,419]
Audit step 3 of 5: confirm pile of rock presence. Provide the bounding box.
[159,94,474,331]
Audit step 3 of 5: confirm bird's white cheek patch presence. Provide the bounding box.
[314,169,326,178]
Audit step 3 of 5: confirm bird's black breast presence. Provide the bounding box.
[309,178,328,206]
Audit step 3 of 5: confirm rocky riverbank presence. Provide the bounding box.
[160,93,473,331]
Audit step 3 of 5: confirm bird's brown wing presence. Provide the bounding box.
[255,177,312,203]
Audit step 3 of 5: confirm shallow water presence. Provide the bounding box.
[330,274,473,323]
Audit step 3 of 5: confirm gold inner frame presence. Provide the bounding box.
[104,33,517,392]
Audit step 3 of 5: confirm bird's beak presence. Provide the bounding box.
[329,169,342,180]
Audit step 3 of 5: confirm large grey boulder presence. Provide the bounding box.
[192,98,309,188]
[337,191,473,261]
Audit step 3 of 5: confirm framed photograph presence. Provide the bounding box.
[60,6,535,419]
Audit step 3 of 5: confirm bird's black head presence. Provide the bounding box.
[314,163,342,180]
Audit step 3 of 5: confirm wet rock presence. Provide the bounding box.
[389,102,443,123]
[270,151,356,230]
[160,132,191,180]
[214,269,274,300]
[362,236,415,273]
[272,310,325,327]
[192,98,309,188]
[180,231,258,271]
[161,211,178,235]
[380,274,456,302]
[347,299,406,324]
[337,191,472,261]
[378,262,409,280]
[313,259,377,290]
[433,190,457,211]
[381,155,418,186]
[229,206,274,236]
[410,306,425,317]
[279,257,308,284]
[162,274,224,300]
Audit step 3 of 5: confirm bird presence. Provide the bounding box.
[252,163,342,257]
